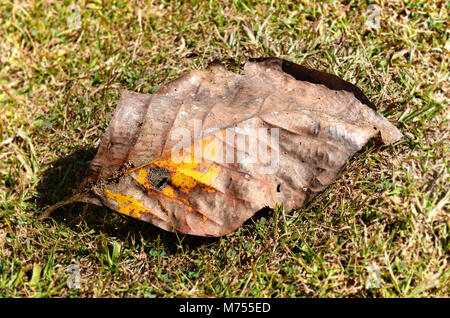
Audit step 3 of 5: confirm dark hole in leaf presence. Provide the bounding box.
[146,167,170,191]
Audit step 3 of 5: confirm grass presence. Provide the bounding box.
[0,0,448,297]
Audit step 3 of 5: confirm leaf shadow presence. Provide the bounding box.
[35,148,273,254]
[36,147,96,209]
[35,137,384,256]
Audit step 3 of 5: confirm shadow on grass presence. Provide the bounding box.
[35,148,273,254]
[36,147,96,208]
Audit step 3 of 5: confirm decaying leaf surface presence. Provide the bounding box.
[42,58,402,237]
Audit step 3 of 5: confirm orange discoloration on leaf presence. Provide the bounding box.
[133,137,222,196]
[200,215,208,228]
[132,166,193,208]
[103,189,157,219]
[136,168,150,189]
[151,149,222,194]
[161,185,175,198]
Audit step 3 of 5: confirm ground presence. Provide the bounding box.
[0,0,448,297]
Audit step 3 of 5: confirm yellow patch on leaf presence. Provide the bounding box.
[103,189,156,219]
[152,139,222,193]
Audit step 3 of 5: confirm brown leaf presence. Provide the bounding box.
[40,58,402,237]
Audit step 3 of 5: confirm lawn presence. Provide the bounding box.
[0,0,448,297]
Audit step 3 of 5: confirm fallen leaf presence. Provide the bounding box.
[40,58,402,237]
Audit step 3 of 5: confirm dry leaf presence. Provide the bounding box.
[40,58,402,237]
